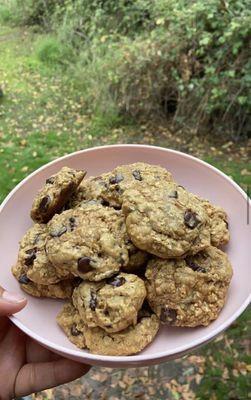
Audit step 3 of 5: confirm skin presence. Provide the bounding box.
[0,286,90,399]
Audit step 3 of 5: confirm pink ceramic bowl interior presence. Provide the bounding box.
[0,145,250,368]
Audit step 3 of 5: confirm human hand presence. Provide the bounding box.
[0,286,90,399]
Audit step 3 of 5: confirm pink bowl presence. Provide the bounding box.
[0,145,250,367]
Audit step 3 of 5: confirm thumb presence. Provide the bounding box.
[0,286,27,317]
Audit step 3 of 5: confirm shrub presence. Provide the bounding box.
[35,36,74,66]
[1,0,251,138]
[70,0,251,138]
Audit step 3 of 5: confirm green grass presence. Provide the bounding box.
[0,24,250,399]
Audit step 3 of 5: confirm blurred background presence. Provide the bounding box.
[0,1,250,398]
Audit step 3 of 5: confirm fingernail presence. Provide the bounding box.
[2,290,26,303]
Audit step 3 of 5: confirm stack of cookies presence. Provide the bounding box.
[12,163,233,356]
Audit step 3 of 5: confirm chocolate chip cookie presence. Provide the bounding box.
[123,181,210,258]
[31,166,86,223]
[145,246,233,327]
[12,262,74,298]
[71,162,173,209]
[84,314,160,355]
[57,302,87,348]
[16,223,63,285]
[72,273,146,333]
[195,196,230,247]
[46,204,129,281]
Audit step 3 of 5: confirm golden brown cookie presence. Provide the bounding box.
[12,263,74,299]
[16,223,63,285]
[122,181,210,258]
[72,273,146,333]
[57,302,87,348]
[145,246,233,327]
[31,166,86,223]
[46,204,129,281]
[71,162,173,209]
[84,315,160,355]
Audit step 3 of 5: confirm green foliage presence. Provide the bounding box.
[0,5,11,23]
[35,36,74,66]
[0,0,23,24]
[0,0,250,138]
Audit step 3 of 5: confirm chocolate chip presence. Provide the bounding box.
[109,174,124,185]
[18,274,31,284]
[186,259,206,273]
[73,277,83,287]
[69,217,76,231]
[169,190,178,199]
[24,248,37,266]
[132,170,143,181]
[160,307,177,324]
[50,226,67,237]
[46,177,55,184]
[138,301,152,321]
[89,290,97,311]
[39,195,51,212]
[184,210,200,229]
[113,205,121,210]
[77,257,95,273]
[101,199,110,207]
[71,323,81,336]
[107,275,126,287]
[115,186,123,194]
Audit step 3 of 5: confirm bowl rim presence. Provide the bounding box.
[1,144,250,363]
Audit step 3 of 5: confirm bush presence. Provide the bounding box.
[1,0,251,138]
[35,36,74,66]
[71,0,251,138]
[0,5,11,23]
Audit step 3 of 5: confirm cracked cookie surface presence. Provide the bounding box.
[46,204,129,281]
[145,246,233,327]
[71,162,173,209]
[31,166,86,223]
[122,181,210,258]
[84,314,160,355]
[16,223,63,285]
[72,273,146,333]
[12,262,74,298]
[57,302,87,348]
[195,196,230,247]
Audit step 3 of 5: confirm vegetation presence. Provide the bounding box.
[0,1,250,398]
[1,0,250,139]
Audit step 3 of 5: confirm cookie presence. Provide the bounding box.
[84,314,160,355]
[16,223,63,285]
[71,162,173,209]
[145,246,233,327]
[57,302,86,348]
[72,273,146,333]
[31,166,86,223]
[12,263,74,298]
[46,204,129,281]
[122,181,210,258]
[195,196,230,247]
